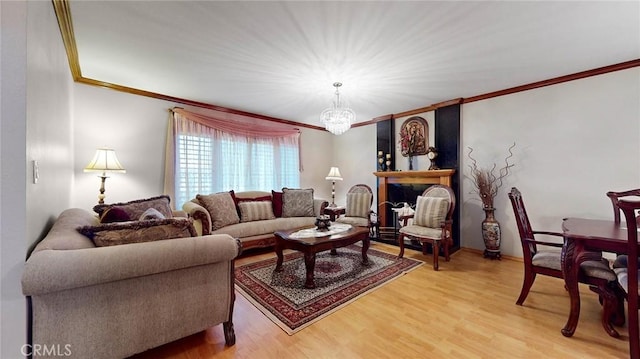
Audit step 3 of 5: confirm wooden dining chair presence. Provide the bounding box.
[508,187,621,337]
[609,189,640,274]
[615,199,640,358]
[607,189,640,224]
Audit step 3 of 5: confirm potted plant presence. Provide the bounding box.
[467,143,515,259]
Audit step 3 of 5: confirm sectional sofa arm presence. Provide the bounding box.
[183,201,212,235]
[22,234,240,296]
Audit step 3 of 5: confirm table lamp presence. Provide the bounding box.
[84,147,126,204]
[325,166,343,208]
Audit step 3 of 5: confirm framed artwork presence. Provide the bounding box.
[399,116,428,157]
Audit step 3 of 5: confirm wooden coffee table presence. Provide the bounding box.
[274,226,370,289]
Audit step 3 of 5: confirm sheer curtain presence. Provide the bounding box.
[164,108,301,208]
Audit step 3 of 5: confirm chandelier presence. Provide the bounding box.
[320,82,355,135]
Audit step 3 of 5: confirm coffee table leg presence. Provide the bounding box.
[303,252,316,289]
[361,236,370,265]
[274,243,284,272]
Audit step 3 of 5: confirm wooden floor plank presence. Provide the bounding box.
[130,243,629,358]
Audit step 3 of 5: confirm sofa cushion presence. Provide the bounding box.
[197,192,240,231]
[238,201,276,222]
[414,196,449,228]
[94,195,173,219]
[282,188,315,217]
[211,217,316,238]
[346,192,373,218]
[99,206,131,223]
[78,218,197,247]
[271,190,284,217]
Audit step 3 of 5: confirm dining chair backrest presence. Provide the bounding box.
[606,189,640,223]
[508,187,536,257]
[619,199,640,359]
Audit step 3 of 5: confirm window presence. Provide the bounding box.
[174,132,299,206]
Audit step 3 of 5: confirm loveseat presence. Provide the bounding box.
[183,189,329,251]
[21,205,241,359]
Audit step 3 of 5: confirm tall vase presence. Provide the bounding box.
[482,207,501,259]
[408,155,414,170]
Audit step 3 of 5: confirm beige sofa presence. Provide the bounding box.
[21,208,241,359]
[183,190,328,251]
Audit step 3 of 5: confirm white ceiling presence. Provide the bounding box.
[69,1,639,127]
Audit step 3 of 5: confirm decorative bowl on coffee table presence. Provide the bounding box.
[315,215,332,231]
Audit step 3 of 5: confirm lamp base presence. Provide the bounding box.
[327,203,338,208]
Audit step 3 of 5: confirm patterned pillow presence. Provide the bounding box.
[414,196,449,228]
[238,201,276,222]
[282,188,315,217]
[271,190,284,217]
[94,195,173,219]
[346,193,372,218]
[78,218,196,247]
[196,192,240,230]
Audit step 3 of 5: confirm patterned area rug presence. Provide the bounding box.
[235,244,423,335]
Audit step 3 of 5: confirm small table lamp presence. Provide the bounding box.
[325,166,343,208]
[84,147,126,205]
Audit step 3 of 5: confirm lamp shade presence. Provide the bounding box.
[325,167,343,181]
[84,148,126,173]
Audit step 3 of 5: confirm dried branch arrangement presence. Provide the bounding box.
[467,143,516,209]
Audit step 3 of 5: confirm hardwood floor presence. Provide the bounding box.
[130,242,629,358]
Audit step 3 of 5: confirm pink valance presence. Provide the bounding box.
[172,107,300,139]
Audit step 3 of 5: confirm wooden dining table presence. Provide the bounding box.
[561,217,628,337]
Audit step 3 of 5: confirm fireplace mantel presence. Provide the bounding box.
[373,169,456,226]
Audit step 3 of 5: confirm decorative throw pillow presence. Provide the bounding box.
[233,194,272,216]
[99,206,131,223]
[93,195,173,219]
[346,192,373,218]
[196,192,240,231]
[271,190,284,218]
[282,188,315,217]
[238,201,276,222]
[414,196,449,228]
[78,218,196,247]
[139,207,166,221]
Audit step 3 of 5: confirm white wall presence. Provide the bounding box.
[0,2,28,357]
[73,84,175,210]
[2,1,74,357]
[72,84,334,210]
[460,68,640,257]
[331,124,378,206]
[26,1,75,248]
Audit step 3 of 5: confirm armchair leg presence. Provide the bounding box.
[433,241,439,271]
[443,239,450,262]
[397,233,405,258]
